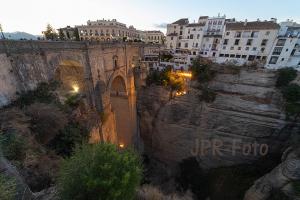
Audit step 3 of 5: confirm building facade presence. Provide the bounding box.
[217,20,280,65]
[76,19,141,41]
[141,31,165,44]
[265,20,300,70]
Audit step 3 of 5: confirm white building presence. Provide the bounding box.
[166,18,189,49]
[265,20,300,70]
[216,20,280,65]
[200,15,228,58]
[76,19,141,41]
[141,31,165,44]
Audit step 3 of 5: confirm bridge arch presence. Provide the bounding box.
[109,74,133,147]
[54,59,86,95]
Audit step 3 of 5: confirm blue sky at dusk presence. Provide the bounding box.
[1,0,299,34]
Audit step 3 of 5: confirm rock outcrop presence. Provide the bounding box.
[137,68,300,169]
[244,147,300,200]
[0,153,34,200]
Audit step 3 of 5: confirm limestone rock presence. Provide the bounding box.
[137,69,299,169]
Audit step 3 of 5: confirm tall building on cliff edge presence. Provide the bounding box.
[166,15,300,70]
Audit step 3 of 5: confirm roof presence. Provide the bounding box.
[186,23,206,27]
[226,21,280,30]
[172,18,189,25]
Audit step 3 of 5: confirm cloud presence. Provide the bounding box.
[154,23,168,29]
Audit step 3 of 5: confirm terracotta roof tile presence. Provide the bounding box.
[172,18,189,25]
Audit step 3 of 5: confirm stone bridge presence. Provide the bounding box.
[0,40,159,147]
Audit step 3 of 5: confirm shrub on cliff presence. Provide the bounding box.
[13,81,59,107]
[0,174,16,200]
[276,67,297,88]
[49,122,88,157]
[58,143,142,200]
[190,57,215,83]
[0,131,27,162]
[198,86,217,103]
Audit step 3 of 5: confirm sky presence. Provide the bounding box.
[1,0,300,35]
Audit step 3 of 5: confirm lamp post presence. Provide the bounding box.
[0,24,5,39]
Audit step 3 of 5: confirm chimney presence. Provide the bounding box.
[257,18,260,22]
[244,19,248,26]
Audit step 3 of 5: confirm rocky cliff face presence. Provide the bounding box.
[137,68,300,169]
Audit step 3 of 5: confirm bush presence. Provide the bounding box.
[282,84,300,102]
[190,57,215,83]
[13,81,59,107]
[58,143,142,200]
[0,174,16,200]
[64,93,81,108]
[0,131,27,161]
[199,87,217,103]
[276,67,298,88]
[49,122,88,157]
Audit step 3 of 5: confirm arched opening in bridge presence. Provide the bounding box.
[54,60,85,95]
[110,76,132,147]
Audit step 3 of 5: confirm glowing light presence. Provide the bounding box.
[177,72,192,78]
[119,143,125,148]
[72,85,79,93]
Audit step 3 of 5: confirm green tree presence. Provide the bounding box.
[58,143,142,200]
[276,67,297,88]
[58,29,65,40]
[43,24,58,40]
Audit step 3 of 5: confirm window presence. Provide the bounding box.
[236,55,241,58]
[235,39,240,45]
[265,31,270,36]
[178,42,181,47]
[253,47,257,51]
[226,32,230,36]
[256,56,261,60]
[230,47,234,50]
[276,39,286,46]
[197,34,200,39]
[272,47,283,55]
[185,43,188,48]
[223,39,229,45]
[230,54,235,57]
[235,32,242,38]
[269,56,279,64]
[261,48,265,53]
[171,37,173,40]
[238,47,242,50]
[291,49,296,56]
[245,47,250,51]
[219,54,224,57]
[281,58,285,61]
[286,49,289,52]
[225,54,229,57]
[242,31,251,38]
[190,34,194,39]
[251,31,259,38]
[261,39,268,46]
[242,55,247,59]
[195,43,198,47]
[247,39,253,46]
[180,31,183,35]
[223,46,226,50]
[248,55,255,61]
